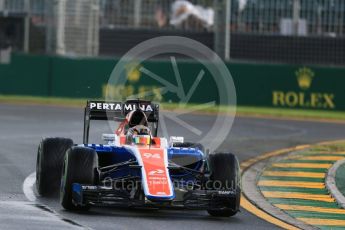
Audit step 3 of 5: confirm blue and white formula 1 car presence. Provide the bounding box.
[36,100,241,217]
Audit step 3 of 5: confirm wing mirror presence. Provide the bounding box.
[169,136,184,146]
[102,134,117,142]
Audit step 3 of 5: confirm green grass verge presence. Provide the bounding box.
[0,94,345,121]
[236,106,345,121]
[333,142,345,198]
[336,163,345,198]
[0,95,87,107]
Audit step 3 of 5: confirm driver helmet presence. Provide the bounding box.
[127,109,148,128]
[126,125,152,146]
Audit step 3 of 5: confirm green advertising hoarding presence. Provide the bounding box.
[0,53,344,110]
[229,63,345,110]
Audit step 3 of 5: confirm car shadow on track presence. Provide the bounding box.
[39,195,241,223]
[58,206,242,223]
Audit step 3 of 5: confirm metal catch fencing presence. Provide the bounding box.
[230,0,345,37]
[100,0,214,31]
[0,0,344,65]
[226,0,345,65]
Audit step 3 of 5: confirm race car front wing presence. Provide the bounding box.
[72,183,239,210]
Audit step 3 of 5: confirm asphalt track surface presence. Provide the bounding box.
[1,103,345,230]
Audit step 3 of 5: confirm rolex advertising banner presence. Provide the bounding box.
[272,67,336,110]
[0,54,345,111]
[229,63,345,110]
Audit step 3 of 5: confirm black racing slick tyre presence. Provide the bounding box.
[36,137,73,196]
[207,152,241,217]
[60,147,98,211]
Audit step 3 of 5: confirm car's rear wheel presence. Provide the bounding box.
[207,152,241,217]
[60,147,98,211]
[36,137,73,196]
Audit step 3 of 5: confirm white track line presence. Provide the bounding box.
[22,172,87,229]
[23,172,37,202]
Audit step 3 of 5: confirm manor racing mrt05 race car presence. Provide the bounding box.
[36,100,241,217]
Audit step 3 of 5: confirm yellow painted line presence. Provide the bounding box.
[286,155,345,161]
[276,204,345,215]
[271,163,332,169]
[302,151,345,155]
[286,154,345,160]
[262,171,325,178]
[262,191,335,202]
[316,140,345,146]
[240,196,300,230]
[300,156,345,161]
[258,180,325,189]
[238,113,345,125]
[297,218,345,226]
[240,145,310,169]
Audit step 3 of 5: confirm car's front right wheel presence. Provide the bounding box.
[206,152,241,217]
[60,146,98,211]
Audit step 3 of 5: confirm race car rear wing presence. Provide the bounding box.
[83,100,159,144]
